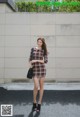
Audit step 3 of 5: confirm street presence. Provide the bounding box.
[0,86,80,117]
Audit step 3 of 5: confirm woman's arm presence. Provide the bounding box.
[31,55,48,64]
[31,58,44,64]
[29,48,34,67]
[44,54,48,63]
[37,60,44,63]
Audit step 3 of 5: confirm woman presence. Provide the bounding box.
[29,38,48,112]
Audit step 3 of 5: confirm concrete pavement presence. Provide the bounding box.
[0,83,80,117]
[0,82,80,90]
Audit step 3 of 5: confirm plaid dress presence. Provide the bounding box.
[29,47,48,78]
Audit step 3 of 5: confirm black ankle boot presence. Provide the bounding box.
[32,103,37,111]
[36,104,41,112]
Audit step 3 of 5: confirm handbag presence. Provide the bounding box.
[27,48,34,79]
[27,67,33,79]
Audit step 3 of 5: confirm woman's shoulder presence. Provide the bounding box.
[31,47,38,50]
[31,47,36,51]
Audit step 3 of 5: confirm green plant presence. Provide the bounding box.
[58,0,80,12]
[15,0,80,12]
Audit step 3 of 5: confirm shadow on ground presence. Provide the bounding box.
[0,87,80,106]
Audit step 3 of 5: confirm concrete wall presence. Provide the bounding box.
[0,4,13,13]
[0,4,80,83]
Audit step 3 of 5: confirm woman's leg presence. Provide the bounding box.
[38,78,45,104]
[33,77,39,103]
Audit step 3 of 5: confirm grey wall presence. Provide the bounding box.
[0,4,80,83]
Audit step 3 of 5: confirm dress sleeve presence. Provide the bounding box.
[29,48,33,62]
[44,54,48,64]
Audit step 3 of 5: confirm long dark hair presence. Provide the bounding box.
[37,38,48,56]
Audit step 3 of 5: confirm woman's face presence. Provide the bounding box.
[37,39,43,47]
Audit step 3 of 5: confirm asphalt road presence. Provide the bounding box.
[0,87,80,117]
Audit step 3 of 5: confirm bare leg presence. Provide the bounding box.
[38,78,45,104]
[33,77,39,103]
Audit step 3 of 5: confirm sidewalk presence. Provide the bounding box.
[0,83,80,117]
[0,82,80,90]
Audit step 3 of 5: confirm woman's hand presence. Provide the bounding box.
[31,58,44,64]
[31,60,38,63]
[37,60,44,63]
[39,57,44,63]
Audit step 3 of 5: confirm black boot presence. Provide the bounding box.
[36,104,41,112]
[32,103,37,111]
